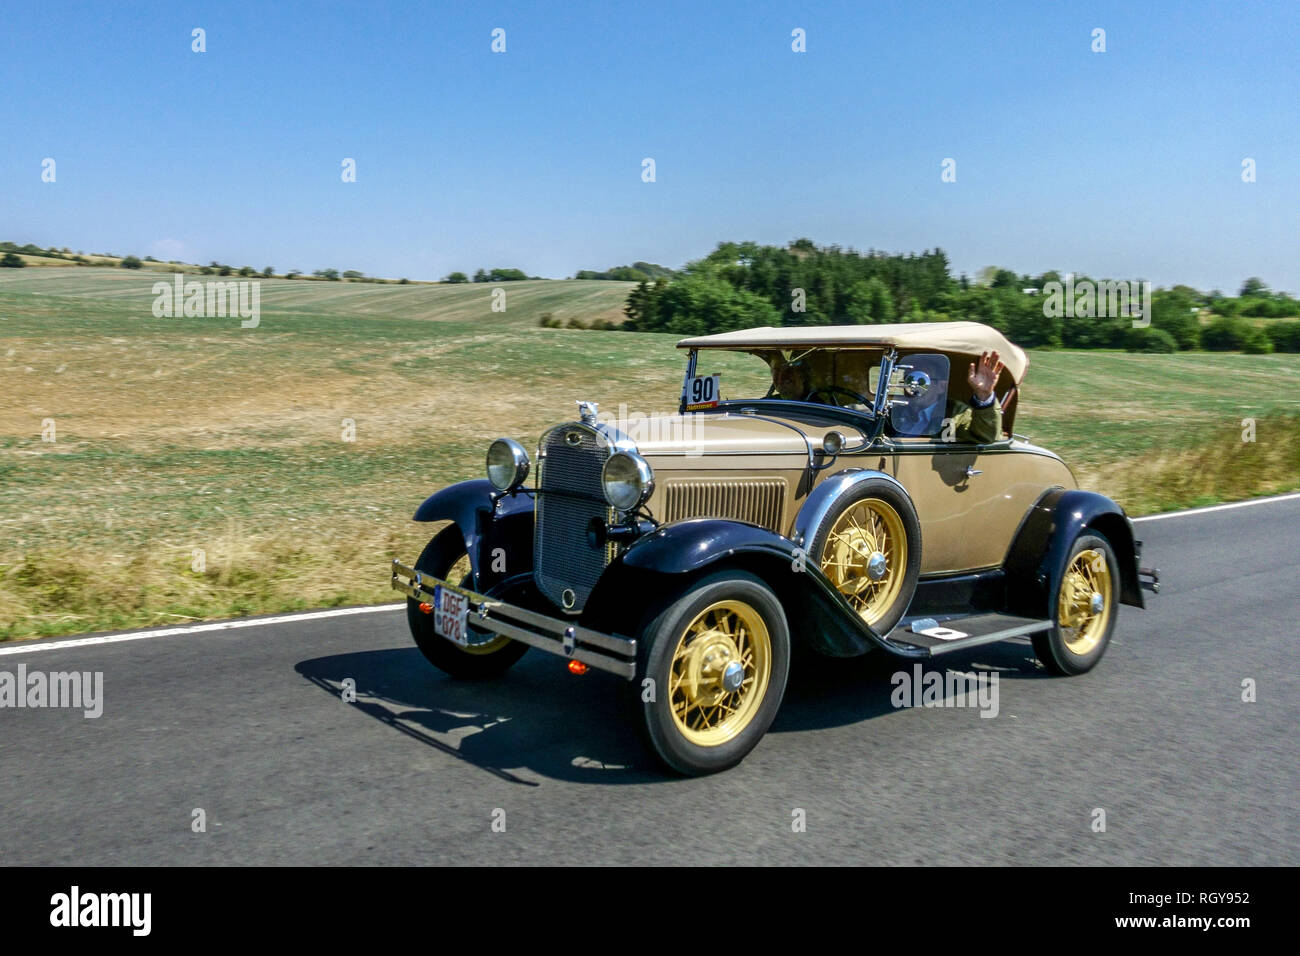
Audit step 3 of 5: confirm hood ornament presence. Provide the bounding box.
[576,400,599,424]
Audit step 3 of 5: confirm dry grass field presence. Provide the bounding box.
[2,267,1298,640]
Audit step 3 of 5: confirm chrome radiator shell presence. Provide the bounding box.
[533,423,615,613]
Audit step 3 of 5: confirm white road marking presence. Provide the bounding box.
[1131,491,1300,523]
[0,603,403,657]
[4,491,1299,657]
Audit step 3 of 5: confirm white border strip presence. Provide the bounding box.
[0,603,403,657]
[1131,491,1300,523]
[4,491,1299,658]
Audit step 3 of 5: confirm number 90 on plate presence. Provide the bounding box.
[685,373,720,411]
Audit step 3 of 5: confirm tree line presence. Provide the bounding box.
[618,239,1300,353]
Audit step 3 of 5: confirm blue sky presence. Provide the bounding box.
[3,0,1298,291]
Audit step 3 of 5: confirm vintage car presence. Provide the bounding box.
[391,321,1158,775]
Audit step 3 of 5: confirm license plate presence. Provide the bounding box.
[433,585,469,645]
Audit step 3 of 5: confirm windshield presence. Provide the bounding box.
[682,348,969,438]
[681,348,886,414]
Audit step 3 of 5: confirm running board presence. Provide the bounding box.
[884,613,1053,657]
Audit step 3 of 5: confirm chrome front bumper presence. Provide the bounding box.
[390,560,639,679]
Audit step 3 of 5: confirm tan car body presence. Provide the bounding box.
[634,406,1075,577]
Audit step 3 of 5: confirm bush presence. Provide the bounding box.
[564,317,588,330]
[485,267,528,282]
[1150,291,1201,349]
[1204,316,1273,353]
[443,272,468,283]
[1201,317,1252,351]
[120,255,143,269]
[1125,327,1178,353]
[399,277,410,284]
[537,313,561,328]
[1242,326,1274,354]
[1264,321,1300,353]
[0,252,25,268]
[238,266,256,277]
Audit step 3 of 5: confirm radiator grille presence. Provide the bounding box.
[661,478,787,532]
[533,424,614,613]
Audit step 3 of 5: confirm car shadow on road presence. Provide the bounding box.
[296,638,1047,785]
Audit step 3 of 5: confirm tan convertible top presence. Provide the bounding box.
[677,321,1029,384]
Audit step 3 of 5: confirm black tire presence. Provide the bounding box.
[406,526,529,679]
[809,478,922,637]
[635,570,791,776]
[1032,531,1119,676]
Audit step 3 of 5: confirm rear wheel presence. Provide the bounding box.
[636,571,791,776]
[1032,532,1118,675]
[406,526,529,679]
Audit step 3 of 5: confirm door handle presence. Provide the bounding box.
[965,466,982,478]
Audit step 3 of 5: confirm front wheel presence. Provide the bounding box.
[406,526,529,679]
[635,570,791,776]
[810,478,922,637]
[1032,531,1119,676]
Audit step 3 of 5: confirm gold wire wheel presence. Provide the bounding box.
[668,600,772,747]
[820,498,908,626]
[1058,548,1113,655]
[446,551,510,656]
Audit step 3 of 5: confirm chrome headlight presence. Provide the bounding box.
[601,452,654,512]
[486,438,530,492]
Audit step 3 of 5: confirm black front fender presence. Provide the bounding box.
[581,518,888,658]
[1004,488,1144,619]
[412,479,534,589]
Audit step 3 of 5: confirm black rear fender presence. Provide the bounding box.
[1004,488,1144,618]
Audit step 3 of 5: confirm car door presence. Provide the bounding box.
[886,438,1073,574]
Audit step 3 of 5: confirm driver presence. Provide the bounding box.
[773,360,810,401]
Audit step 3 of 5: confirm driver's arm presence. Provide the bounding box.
[948,394,1002,444]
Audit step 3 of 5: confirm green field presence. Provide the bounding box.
[3,267,1299,640]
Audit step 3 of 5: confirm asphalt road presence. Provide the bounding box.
[2,495,1298,866]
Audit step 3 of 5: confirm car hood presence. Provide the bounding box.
[617,410,860,458]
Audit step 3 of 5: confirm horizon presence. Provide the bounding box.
[4,238,1287,298]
